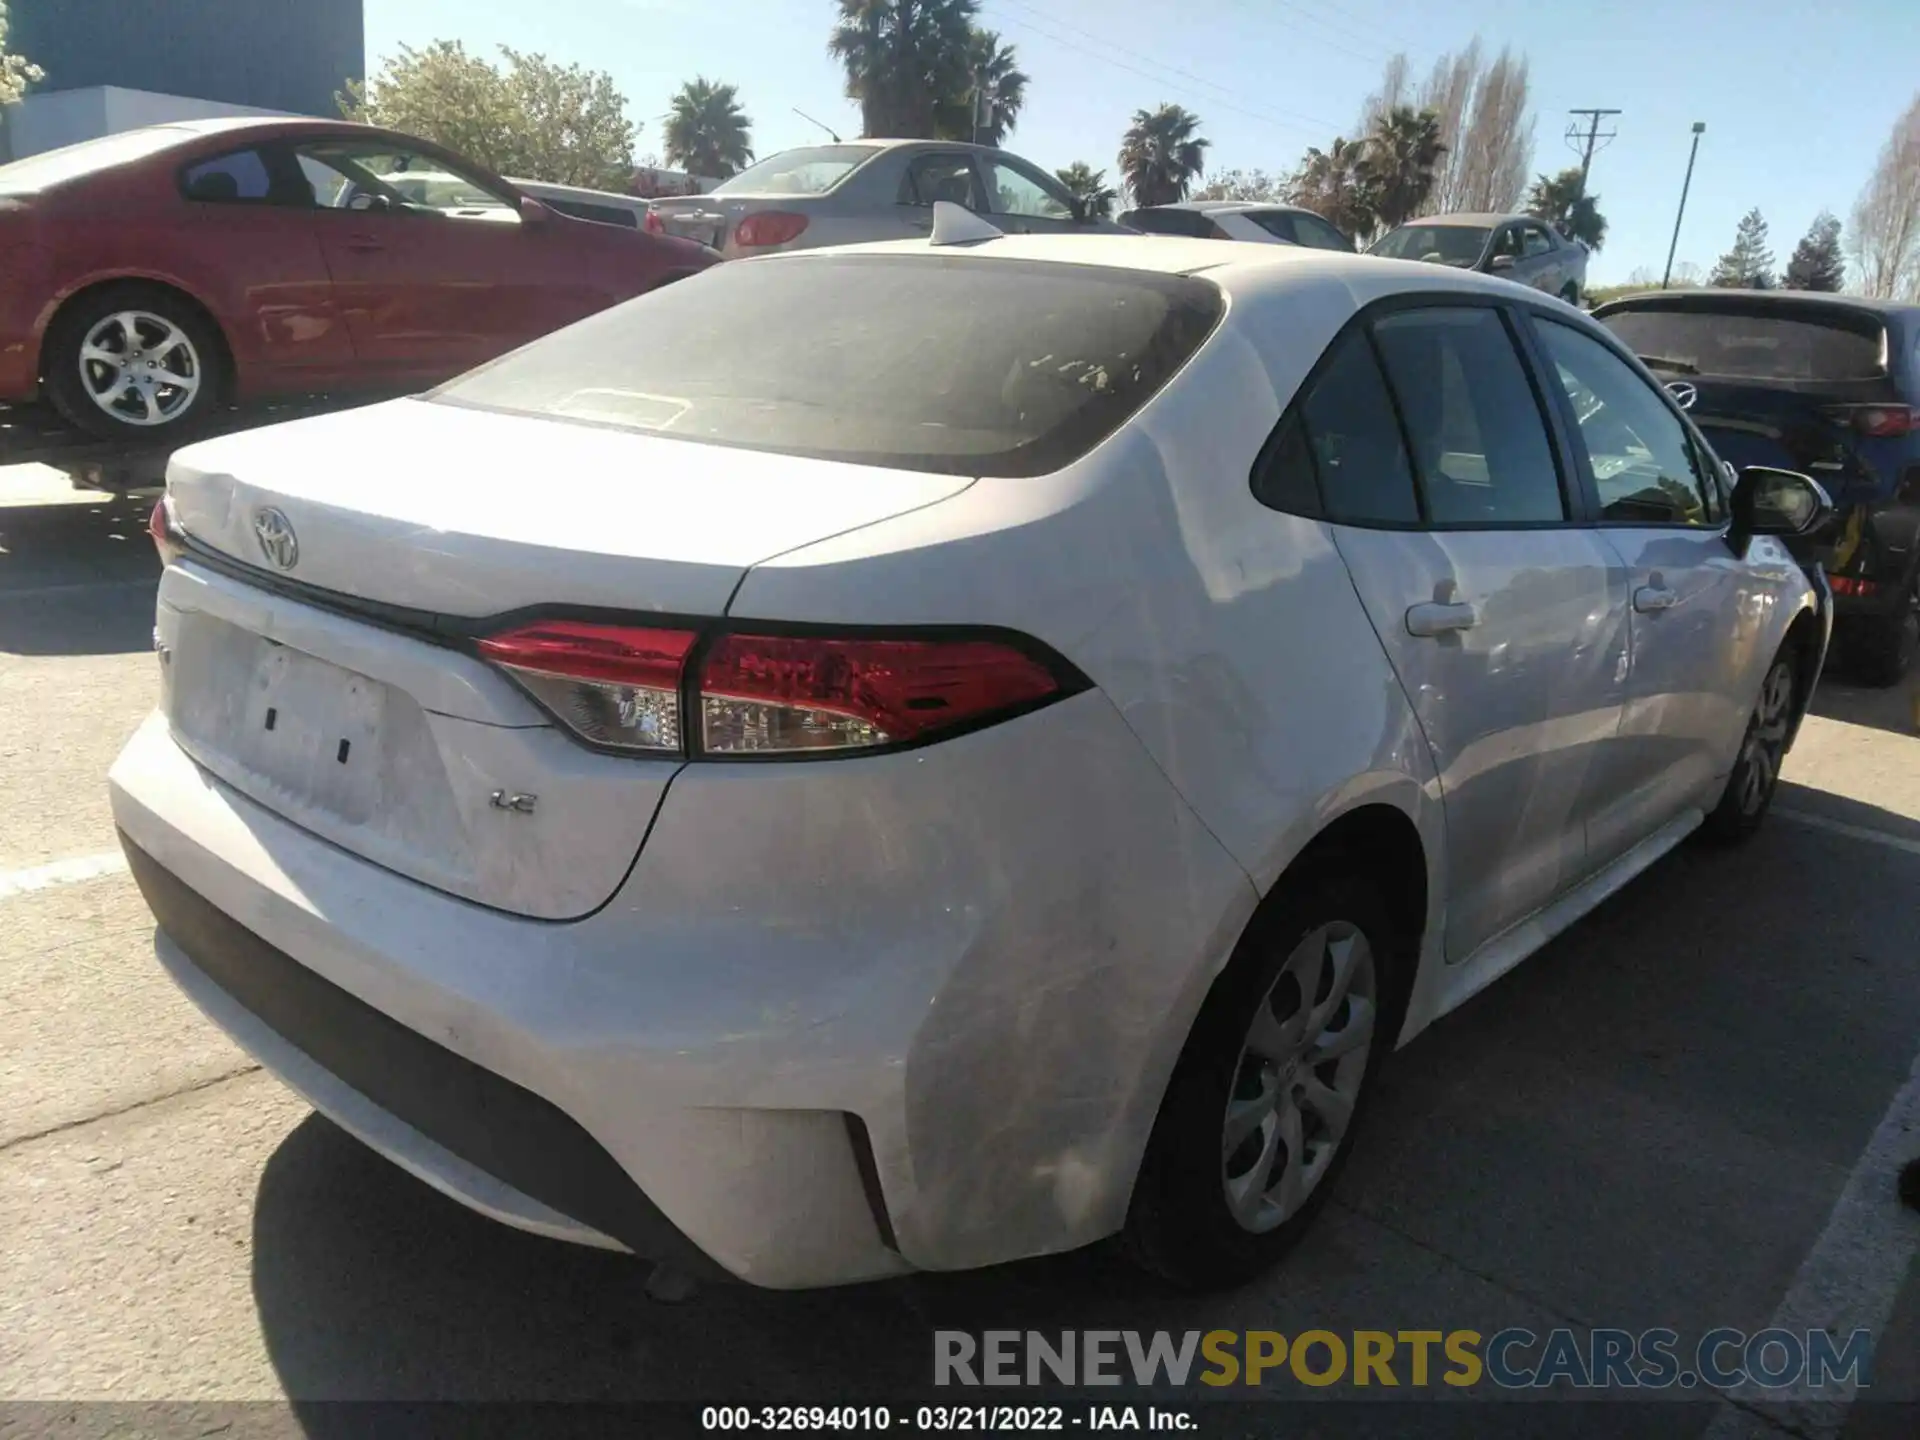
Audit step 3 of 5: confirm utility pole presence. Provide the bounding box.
[1663,122,1707,289]
[1566,107,1622,192]
[971,70,989,147]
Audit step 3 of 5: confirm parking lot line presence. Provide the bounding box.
[0,850,130,901]
[1775,808,1920,860]
[1702,1045,1920,1440]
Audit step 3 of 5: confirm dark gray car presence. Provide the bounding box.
[645,140,1131,258]
[1370,212,1588,305]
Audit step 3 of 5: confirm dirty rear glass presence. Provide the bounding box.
[432,254,1225,477]
[1600,305,1886,381]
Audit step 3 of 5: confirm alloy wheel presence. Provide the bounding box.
[77,310,202,427]
[1221,921,1377,1234]
[1736,660,1794,817]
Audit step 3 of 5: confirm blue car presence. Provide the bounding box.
[1596,290,1920,683]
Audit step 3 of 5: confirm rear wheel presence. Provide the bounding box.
[1847,575,1920,687]
[43,284,226,440]
[1700,652,1796,844]
[1121,871,1400,1289]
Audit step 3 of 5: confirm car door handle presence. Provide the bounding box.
[1633,585,1677,613]
[1405,601,1478,637]
[345,234,386,252]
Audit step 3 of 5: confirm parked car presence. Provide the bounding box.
[510,178,654,230]
[643,140,1131,256]
[117,221,1830,1292]
[1595,290,1920,683]
[1118,200,1353,250]
[1371,212,1587,305]
[0,119,717,439]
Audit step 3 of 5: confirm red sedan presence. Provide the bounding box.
[0,118,718,439]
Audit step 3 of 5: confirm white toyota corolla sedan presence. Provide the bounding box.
[113,208,1833,1292]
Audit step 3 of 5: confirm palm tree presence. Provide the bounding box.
[828,0,978,139]
[1118,104,1209,207]
[1055,161,1117,220]
[933,28,1027,144]
[663,77,754,180]
[1360,106,1446,231]
[1289,136,1375,241]
[1524,166,1608,250]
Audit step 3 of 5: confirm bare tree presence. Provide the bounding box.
[1848,91,1920,299]
[1361,41,1534,217]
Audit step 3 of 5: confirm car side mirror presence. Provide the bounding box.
[1728,466,1832,557]
[519,196,551,226]
[1488,253,1517,272]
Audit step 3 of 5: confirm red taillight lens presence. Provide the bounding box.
[697,632,1067,755]
[1829,405,1918,437]
[732,211,809,248]
[148,496,182,565]
[477,621,697,753]
[480,622,1079,758]
[1829,575,1880,597]
[643,207,665,235]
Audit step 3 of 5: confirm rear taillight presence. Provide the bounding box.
[733,211,809,248]
[643,207,665,235]
[1830,575,1880,597]
[1826,404,1918,437]
[477,621,696,754]
[148,496,183,565]
[477,621,1078,759]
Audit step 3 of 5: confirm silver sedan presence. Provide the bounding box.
[645,139,1131,257]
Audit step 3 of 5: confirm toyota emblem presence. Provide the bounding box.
[1665,381,1698,411]
[253,507,299,570]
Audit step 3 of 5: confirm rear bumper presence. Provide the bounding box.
[110,694,1253,1287]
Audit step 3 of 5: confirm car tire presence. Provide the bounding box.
[1699,651,1798,845]
[1120,869,1402,1290]
[1847,578,1920,687]
[43,284,227,441]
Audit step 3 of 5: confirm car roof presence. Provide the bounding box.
[1595,288,1920,321]
[762,229,1553,308]
[1136,200,1306,215]
[1396,212,1525,227]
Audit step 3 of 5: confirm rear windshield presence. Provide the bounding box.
[0,127,193,195]
[1598,305,1887,381]
[432,254,1224,477]
[711,145,878,196]
[1122,208,1217,238]
[1371,224,1489,266]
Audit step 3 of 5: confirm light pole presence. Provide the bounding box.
[1662,122,1706,289]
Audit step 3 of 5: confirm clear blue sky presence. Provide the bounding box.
[365,0,1916,285]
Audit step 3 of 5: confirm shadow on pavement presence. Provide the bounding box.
[1776,778,1920,848]
[1811,662,1919,740]
[244,786,1920,1430]
[0,494,160,656]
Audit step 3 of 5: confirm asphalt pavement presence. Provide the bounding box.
[2,463,1917,1439]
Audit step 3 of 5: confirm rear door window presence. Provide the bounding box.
[433,254,1224,478]
[900,153,981,210]
[1122,208,1216,238]
[1247,211,1298,243]
[1291,214,1351,251]
[1371,307,1567,524]
[1254,328,1421,525]
[1599,305,1887,381]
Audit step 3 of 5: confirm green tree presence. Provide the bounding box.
[1,0,44,106]
[1360,105,1447,230]
[341,42,636,189]
[1784,211,1846,291]
[1192,167,1284,203]
[1288,136,1375,240]
[933,28,1027,145]
[663,77,754,180]
[1118,104,1209,207]
[1523,166,1608,250]
[1710,208,1776,288]
[828,0,978,139]
[1055,161,1116,219]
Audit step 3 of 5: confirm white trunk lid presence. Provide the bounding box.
[157,398,972,918]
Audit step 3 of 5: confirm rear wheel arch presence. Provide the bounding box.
[40,276,237,390]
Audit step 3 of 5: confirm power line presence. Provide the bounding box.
[1227,0,1410,68]
[985,1,1346,139]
